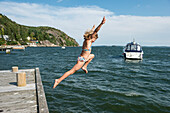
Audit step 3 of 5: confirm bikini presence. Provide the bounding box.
[82,47,91,51]
[77,47,92,62]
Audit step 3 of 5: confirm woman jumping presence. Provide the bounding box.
[53,16,106,88]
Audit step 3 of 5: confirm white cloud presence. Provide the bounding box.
[0,1,170,46]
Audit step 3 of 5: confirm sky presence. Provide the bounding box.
[0,0,170,46]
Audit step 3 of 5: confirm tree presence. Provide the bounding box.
[0,38,6,45]
[1,28,4,35]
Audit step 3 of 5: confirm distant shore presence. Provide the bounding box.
[0,45,79,48]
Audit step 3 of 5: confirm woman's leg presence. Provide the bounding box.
[82,54,95,73]
[53,61,84,88]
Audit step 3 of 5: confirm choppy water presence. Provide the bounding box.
[0,46,170,113]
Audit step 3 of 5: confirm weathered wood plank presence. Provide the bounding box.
[0,68,49,113]
[35,68,49,113]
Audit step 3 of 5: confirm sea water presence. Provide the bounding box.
[0,46,170,113]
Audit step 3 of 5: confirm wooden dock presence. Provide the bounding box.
[0,47,12,54]
[0,68,49,113]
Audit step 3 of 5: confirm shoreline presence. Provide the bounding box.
[0,45,80,48]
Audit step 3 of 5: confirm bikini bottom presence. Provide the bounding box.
[77,56,87,62]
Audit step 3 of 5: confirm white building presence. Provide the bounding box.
[27,36,31,41]
[27,40,38,47]
[0,35,10,41]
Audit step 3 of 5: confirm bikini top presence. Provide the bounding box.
[82,47,92,51]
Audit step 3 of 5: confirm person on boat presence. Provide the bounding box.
[53,16,106,88]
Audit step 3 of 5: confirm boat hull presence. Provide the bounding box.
[123,52,143,60]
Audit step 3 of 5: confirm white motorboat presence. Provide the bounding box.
[123,40,143,60]
[61,46,65,49]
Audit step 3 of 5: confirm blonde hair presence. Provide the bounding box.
[83,29,98,40]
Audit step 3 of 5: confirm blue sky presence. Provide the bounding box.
[0,0,170,46]
[3,0,170,16]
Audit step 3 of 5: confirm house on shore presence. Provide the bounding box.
[0,35,10,41]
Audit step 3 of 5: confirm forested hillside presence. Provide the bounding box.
[0,14,79,46]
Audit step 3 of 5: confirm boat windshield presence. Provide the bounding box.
[137,45,141,51]
[127,45,131,50]
[131,45,136,50]
[126,44,142,52]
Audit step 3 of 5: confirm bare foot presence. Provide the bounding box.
[82,67,88,73]
[53,79,60,88]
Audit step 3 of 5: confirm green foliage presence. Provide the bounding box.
[0,13,79,46]
[20,41,27,45]
[0,38,5,45]
[6,41,18,45]
[1,28,4,35]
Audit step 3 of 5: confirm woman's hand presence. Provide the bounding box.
[92,25,95,31]
[92,16,106,35]
[101,16,106,24]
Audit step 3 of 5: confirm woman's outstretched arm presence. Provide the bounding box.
[92,16,106,37]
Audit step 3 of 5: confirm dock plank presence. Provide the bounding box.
[0,68,49,113]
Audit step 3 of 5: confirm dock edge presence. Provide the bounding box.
[35,68,49,113]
